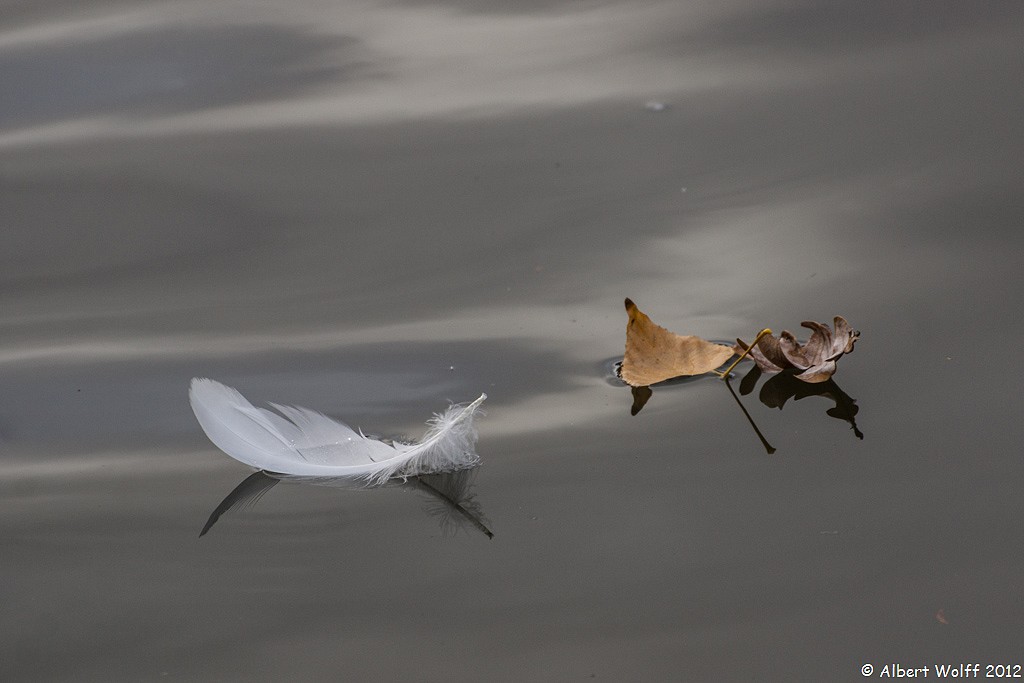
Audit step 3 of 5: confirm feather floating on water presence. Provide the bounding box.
[189,378,486,485]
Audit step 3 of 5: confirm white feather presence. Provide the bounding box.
[189,378,485,486]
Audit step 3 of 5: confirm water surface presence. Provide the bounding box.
[2,2,1023,680]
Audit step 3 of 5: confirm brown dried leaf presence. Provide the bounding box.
[620,298,735,387]
[734,316,859,384]
[734,333,790,373]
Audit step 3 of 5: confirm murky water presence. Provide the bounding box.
[3,2,1023,680]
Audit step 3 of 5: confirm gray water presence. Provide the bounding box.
[3,2,1023,681]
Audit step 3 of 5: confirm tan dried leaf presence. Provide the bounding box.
[620,298,735,387]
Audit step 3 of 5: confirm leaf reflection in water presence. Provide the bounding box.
[618,361,863,453]
[723,364,863,453]
[724,375,776,455]
[199,468,492,539]
[739,365,863,440]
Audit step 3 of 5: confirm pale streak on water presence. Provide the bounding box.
[2,1,1024,680]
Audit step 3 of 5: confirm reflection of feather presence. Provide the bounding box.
[198,471,279,537]
[199,469,492,538]
[189,378,485,485]
[412,470,493,538]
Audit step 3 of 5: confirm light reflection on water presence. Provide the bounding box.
[2,1,1024,680]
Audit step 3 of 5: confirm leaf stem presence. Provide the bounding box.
[716,328,772,379]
